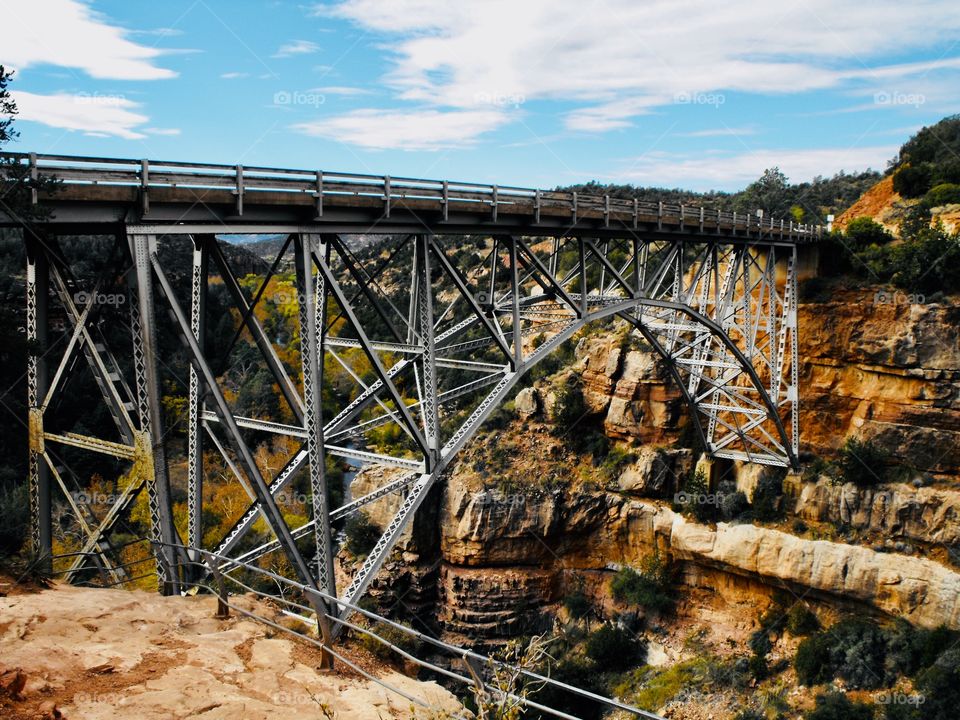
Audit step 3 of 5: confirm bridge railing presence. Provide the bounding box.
[0,151,823,241]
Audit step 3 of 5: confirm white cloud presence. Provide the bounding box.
[609,145,898,191]
[12,91,150,139]
[1,0,175,80]
[144,127,181,136]
[678,126,758,138]
[320,0,960,135]
[273,40,320,58]
[221,72,250,79]
[292,108,508,150]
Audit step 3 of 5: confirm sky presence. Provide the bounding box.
[1,0,958,192]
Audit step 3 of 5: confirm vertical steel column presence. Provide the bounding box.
[789,246,800,459]
[414,234,439,465]
[507,237,522,369]
[187,236,209,550]
[26,238,51,569]
[129,232,180,594]
[294,234,337,622]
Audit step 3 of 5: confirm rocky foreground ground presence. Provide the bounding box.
[0,580,462,720]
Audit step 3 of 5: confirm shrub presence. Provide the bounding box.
[786,605,820,636]
[828,618,892,689]
[795,633,833,686]
[748,628,773,680]
[357,620,423,662]
[734,711,764,720]
[885,621,960,677]
[551,381,587,436]
[925,182,960,207]
[907,647,960,720]
[585,624,646,671]
[610,553,675,614]
[805,692,875,720]
[679,468,716,523]
[893,163,934,198]
[0,482,28,555]
[845,217,894,250]
[718,482,750,521]
[837,437,889,487]
[751,470,785,522]
[343,512,381,557]
[600,444,637,483]
[563,588,594,621]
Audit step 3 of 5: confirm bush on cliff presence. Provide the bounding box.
[805,692,875,720]
[610,552,675,615]
[344,512,381,557]
[836,437,890,487]
[585,624,647,671]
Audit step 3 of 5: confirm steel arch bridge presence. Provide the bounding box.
[2,152,816,659]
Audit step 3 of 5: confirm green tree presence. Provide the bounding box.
[806,692,874,720]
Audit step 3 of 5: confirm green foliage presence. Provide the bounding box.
[0,482,28,555]
[837,437,890,487]
[356,620,423,663]
[905,647,960,720]
[610,552,675,614]
[678,468,715,522]
[550,381,587,436]
[585,624,647,671]
[600,444,637,483]
[0,65,15,145]
[805,692,875,720]
[786,605,820,636]
[750,470,785,522]
[925,182,960,207]
[718,481,750,522]
[343,512,381,557]
[893,163,934,198]
[845,217,894,251]
[796,633,837,686]
[562,588,594,621]
[884,621,960,678]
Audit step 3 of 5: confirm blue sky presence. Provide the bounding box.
[2,0,959,191]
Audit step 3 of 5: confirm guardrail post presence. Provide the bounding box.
[716,208,721,235]
[680,204,685,230]
[534,189,541,224]
[604,195,610,227]
[732,210,737,236]
[140,159,150,215]
[699,206,704,233]
[234,165,244,216]
[572,191,578,224]
[384,175,391,218]
[658,201,663,230]
[205,554,230,619]
[633,197,638,229]
[491,184,498,222]
[442,180,449,221]
[314,170,323,219]
[29,153,38,205]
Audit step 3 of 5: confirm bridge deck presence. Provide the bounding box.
[1,152,822,242]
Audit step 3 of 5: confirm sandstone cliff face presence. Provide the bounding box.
[437,473,960,635]
[798,290,960,478]
[792,476,960,546]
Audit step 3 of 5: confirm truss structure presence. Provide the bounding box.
[23,225,799,658]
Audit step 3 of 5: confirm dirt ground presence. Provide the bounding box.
[0,579,463,720]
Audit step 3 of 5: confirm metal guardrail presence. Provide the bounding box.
[0,151,823,242]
